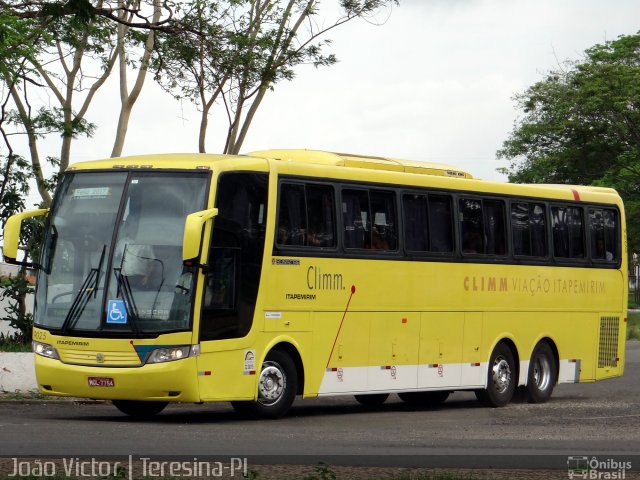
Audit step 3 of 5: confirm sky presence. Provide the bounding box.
[21,0,640,207]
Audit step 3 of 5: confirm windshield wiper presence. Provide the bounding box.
[113,267,140,334]
[61,245,106,334]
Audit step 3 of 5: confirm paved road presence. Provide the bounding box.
[1,342,639,470]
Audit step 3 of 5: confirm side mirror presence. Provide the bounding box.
[182,207,219,262]
[3,209,49,264]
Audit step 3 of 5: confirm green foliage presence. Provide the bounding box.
[0,154,29,233]
[303,463,337,480]
[0,271,35,344]
[498,32,640,257]
[0,332,32,351]
[628,311,640,340]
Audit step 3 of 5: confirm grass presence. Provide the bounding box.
[0,335,31,352]
[627,311,640,340]
[628,290,640,309]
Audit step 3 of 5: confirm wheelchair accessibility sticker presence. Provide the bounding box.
[107,300,128,324]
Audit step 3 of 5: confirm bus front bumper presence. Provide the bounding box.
[34,355,201,402]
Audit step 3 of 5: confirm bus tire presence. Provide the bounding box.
[398,391,450,406]
[232,350,297,419]
[526,342,557,403]
[112,400,168,417]
[354,393,389,406]
[475,342,516,408]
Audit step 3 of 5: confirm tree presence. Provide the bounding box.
[153,0,397,154]
[498,32,640,258]
[0,1,178,205]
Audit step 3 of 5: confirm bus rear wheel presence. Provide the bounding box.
[354,393,389,406]
[112,400,168,418]
[526,342,557,403]
[475,342,516,407]
[398,391,450,406]
[232,350,297,419]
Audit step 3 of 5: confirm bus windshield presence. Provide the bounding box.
[35,171,209,336]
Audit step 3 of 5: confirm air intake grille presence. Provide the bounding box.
[598,316,619,368]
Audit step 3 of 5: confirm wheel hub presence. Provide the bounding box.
[533,356,551,390]
[258,362,285,405]
[492,357,511,393]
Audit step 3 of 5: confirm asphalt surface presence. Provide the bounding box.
[0,342,639,472]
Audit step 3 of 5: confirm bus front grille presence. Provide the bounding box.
[598,316,619,368]
[59,349,142,367]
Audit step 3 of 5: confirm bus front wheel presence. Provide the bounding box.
[475,342,516,408]
[112,400,168,418]
[526,342,557,403]
[232,350,297,419]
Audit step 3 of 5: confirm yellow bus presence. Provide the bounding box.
[3,150,627,418]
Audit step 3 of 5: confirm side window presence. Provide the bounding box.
[459,199,483,254]
[403,194,429,251]
[306,184,336,247]
[403,193,453,253]
[276,183,336,248]
[511,202,547,257]
[429,195,454,253]
[371,190,397,250]
[484,200,506,255]
[277,184,305,246]
[342,188,397,251]
[342,189,370,249]
[551,206,584,259]
[200,173,268,341]
[589,208,618,262]
[459,198,507,256]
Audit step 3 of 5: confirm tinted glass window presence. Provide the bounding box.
[484,200,506,255]
[370,190,397,250]
[342,189,369,249]
[459,199,483,254]
[459,198,506,256]
[511,202,547,257]
[429,195,454,253]
[277,183,335,248]
[589,208,618,262]
[403,194,429,251]
[403,193,453,253]
[277,184,306,246]
[342,189,397,251]
[551,206,584,259]
[201,173,268,341]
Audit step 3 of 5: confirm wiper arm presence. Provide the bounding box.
[61,245,106,334]
[113,268,140,334]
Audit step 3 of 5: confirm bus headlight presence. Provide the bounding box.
[146,346,194,364]
[32,341,60,360]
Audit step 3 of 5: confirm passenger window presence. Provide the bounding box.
[403,193,453,253]
[370,191,397,250]
[484,200,506,255]
[551,206,584,259]
[277,183,336,248]
[459,198,507,256]
[511,202,547,257]
[429,195,454,253]
[342,188,397,251]
[403,194,429,251]
[459,199,484,254]
[589,208,618,262]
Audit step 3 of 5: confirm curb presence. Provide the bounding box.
[0,352,37,392]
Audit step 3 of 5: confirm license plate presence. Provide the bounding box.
[88,377,115,387]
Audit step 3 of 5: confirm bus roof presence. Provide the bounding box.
[66,151,621,205]
[248,149,474,179]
